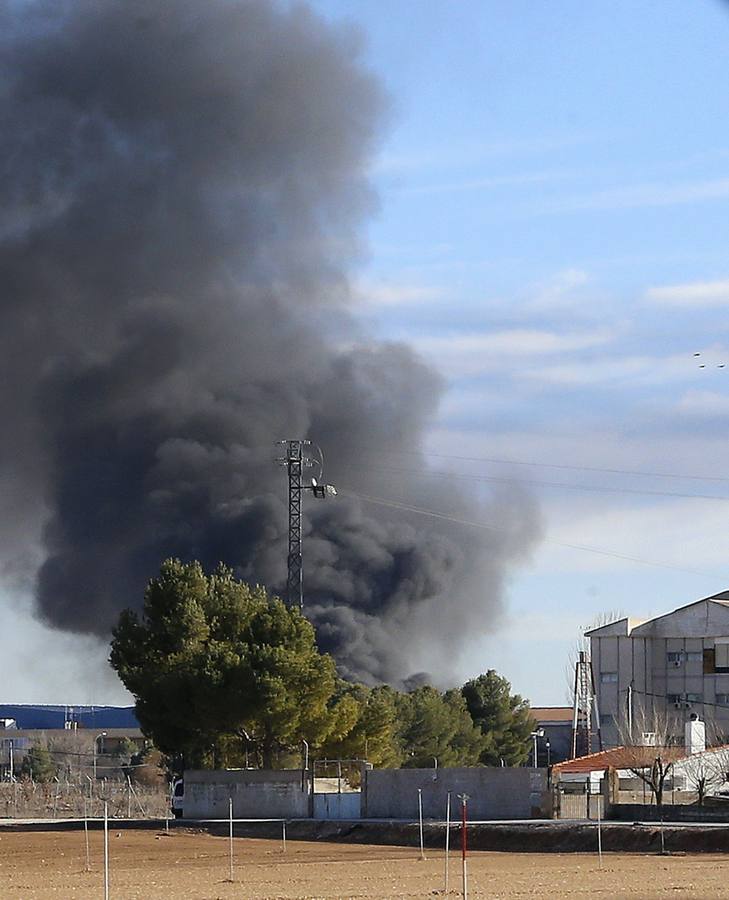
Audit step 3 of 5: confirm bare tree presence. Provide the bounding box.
[676,721,729,806]
[616,707,682,810]
[678,749,729,805]
[565,609,625,705]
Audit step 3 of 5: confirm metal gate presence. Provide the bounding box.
[311,759,364,821]
[557,789,604,820]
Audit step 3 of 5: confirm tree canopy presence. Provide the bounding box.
[111,559,348,767]
[461,670,534,766]
[395,686,486,767]
[20,742,58,783]
[112,559,535,771]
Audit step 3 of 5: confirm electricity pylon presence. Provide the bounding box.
[276,440,336,610]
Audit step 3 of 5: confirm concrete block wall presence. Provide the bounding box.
[362,767,547,820]
[183,769,309,818]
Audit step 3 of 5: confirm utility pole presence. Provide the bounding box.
[276,440,336,611]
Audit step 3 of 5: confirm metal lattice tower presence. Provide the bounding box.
[276,439,337,611]
[571,651,602,758]
[280,440,309,610]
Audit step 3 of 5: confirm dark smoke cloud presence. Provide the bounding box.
[1,0,541,685]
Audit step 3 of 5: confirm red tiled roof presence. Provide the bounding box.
[531,707,573,723]
[553,745,686,774]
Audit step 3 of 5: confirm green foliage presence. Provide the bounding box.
[115,737,139,763]
[461,670,533,766]
[320,684,402,767]
[20,742,58,783]
[110,559,340,768]
[110,559,538,773]
[396,685,486,767]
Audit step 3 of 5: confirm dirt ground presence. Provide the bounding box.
[3,828,729,898]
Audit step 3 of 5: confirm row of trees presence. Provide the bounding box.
[110,560,535,771]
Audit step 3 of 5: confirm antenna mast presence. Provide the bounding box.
[276,439,336,611]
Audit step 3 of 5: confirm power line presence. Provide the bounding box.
[621,686,729,715]
[344,460,729,503]
[341,488,726,580]
[372,447,729,485]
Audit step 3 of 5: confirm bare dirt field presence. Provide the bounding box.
[4,828,729,898]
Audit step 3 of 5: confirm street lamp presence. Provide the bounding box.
[545,739,551,767]
[93,732,107,781]
[530,728,544,767]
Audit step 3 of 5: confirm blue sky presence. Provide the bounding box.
[6,0,729,706]
[307,0,729,703]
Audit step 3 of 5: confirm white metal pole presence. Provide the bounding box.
[417,788,425,860]
[444,791,451,893]
[282,819,287,853]
[83,799,90,872]
[9,742,13,782]
[228,797,234,882]
[103,800,109,900]
[596,785,603,868]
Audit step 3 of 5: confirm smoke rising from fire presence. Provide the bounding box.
[0,0,540,685]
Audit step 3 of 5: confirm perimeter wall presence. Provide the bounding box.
[183,769,310,818]
[182,766,549,820]
[362,767,548,819]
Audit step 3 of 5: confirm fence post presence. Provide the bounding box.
[596,785,603,868]
[103,800,109,900]
[417,788,425,860]
[83,798,91,872]
[444,791,451,893]
[228,797,234,882]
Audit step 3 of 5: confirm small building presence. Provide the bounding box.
[530,707,572,765]
[553,718,729,802]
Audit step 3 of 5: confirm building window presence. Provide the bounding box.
[685,651,703,663]
[600,713,614,726]
[716,644,729,670]
[667,694,683,705]
[600,671,618,683]
[716,694,729,706]
[685,693,703,704]
[667,651,683,664]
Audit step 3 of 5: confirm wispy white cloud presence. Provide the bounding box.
[646,278,729,307]
[526,268,591,312]
[676,390,729,416]
[535,499,729,576]
[395,168,575,197]
[355,279,445,307]
[412,328,615,378]
[519,351,706,388]
[373,133,600,177]
[528,176,729,216]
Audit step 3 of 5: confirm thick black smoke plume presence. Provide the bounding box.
[0,0,540,684]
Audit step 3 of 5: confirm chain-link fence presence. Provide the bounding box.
[0,779,170,819]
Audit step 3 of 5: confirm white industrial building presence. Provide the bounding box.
[588,591,729,748]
